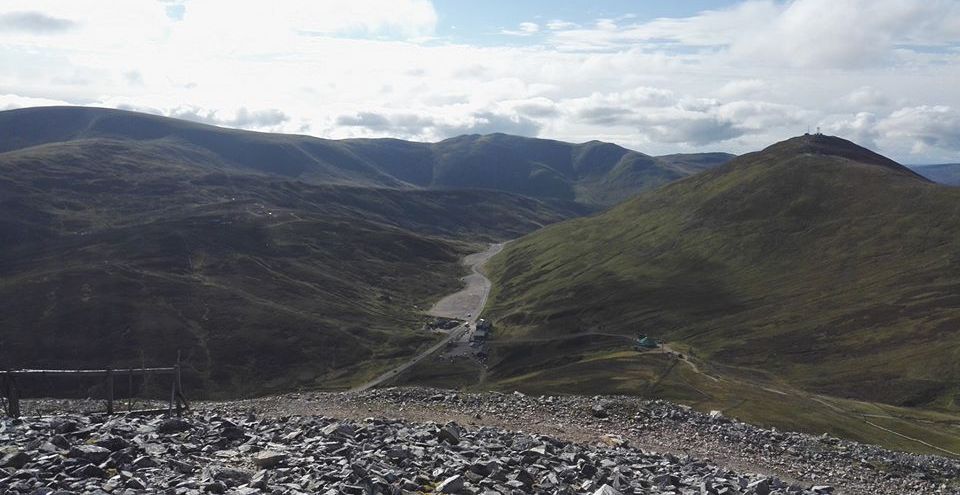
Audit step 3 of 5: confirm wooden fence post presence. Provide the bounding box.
[168,379,175,416]
[168,356,176,416]
[9,375,20,418]
[105,368,114,415]
[174,351,190,416]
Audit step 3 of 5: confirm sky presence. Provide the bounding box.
[1,0,958,163]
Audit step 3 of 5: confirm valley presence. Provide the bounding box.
[0,109,592,397]
[2,108,958,478]
[0,107,727,399]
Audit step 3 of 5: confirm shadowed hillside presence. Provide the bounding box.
[0,137,584,396]
[485,134,960,413]
[0,106,733,206]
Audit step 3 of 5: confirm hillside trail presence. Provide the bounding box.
[488,332,634,344]
[487,332,723,385]
[349,242,504,393]
[492,332,721,380]
[658,343,720,382]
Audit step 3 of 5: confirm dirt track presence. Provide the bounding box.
[350,243,503,392]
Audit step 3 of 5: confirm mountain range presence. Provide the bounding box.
[0,106,733,207]
[911,163,960,186]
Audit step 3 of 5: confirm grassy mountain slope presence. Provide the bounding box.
[911,163,960,186]
[0,137,582,396]
[484,135,960,414]
[0,107,732,206]
[0,106,408,187]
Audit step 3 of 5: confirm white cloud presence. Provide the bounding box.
[0,11,76,34]
[569,87,677,113]
[635,111,748,146]
[716,100,807,129]
[595,19,618,32]
[550,3,775,51]
[825,112,880,149]
[503,21,540,36]
[876,106,960,154]
[727,0,960,69]
[503,97,560,118]
[839,86,890,111]
[173,0,437,54]
[715,79,768,100]
[186,0,437,37]
[823,105,960,160]
[519,22,539,34]
[335,108,542,139]
[0,1,957,161]
[171,106,290,129]
[548,0,960,69]
[566,92,806,146]
[546,20,577,31]
[0,93,71,110]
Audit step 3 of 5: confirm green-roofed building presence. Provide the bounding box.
[634,334,659,350]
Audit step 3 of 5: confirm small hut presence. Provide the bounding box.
[634,334,659,350]
[472,319,493,342]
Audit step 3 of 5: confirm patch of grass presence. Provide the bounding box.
[392,354,484,390]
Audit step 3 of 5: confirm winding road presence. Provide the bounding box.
[349,243,503,392]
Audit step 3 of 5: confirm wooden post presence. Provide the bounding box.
[168,382,175,416]
[105,368,114,415]
[142,361,148,399]
[168,358,176,416]
[8,376,20,418]
[174,350,190,415]
[174,352,182,417]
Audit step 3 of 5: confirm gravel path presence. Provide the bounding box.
[428,242,503,323]
[221,388,960,495]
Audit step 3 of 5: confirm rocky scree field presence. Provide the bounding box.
[5,387,959,494]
